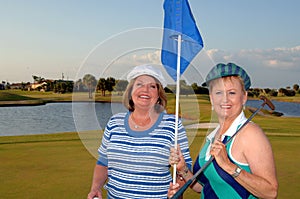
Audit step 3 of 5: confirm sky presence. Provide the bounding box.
[0,0,299,89]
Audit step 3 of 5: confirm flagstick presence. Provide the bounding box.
[173,34,182,184]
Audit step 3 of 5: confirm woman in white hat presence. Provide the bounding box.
[88,64,192,199]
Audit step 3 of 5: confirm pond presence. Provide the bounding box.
[246,100,300,117]
[0,102,126,137]
[0,100,299,136]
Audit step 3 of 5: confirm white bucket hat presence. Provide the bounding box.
[127,64,167,88]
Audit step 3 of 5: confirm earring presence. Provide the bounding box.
[243,104,246,110]
[157,98,161,104]
[211,105,214,111]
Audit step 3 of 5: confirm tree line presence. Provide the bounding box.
[1,74,299,99]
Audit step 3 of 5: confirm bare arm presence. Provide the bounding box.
[87,164,108,199]
[212,123,278,199]
[235,124,278,198]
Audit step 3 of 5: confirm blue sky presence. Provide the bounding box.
[0,0,299,88]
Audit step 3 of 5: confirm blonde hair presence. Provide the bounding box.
[122,77,167,113]
[208,76,246,93]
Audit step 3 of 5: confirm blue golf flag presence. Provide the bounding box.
[161,0,203,81]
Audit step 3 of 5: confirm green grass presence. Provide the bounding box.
[1,89,300,104]
[0,90,300,198]
[0,132,299,198]
[0,133,94,198]
[270,93,300,103]
[0,91,37,101]
[269,136,300,199]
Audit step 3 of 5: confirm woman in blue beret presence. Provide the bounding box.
[168,63,278,199]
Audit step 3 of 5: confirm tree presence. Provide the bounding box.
[0,81,5,90]
[263,88,271,94]
[191,83,209,94]
[32,75,45,83]
[74,79,84,91]
[64,80,74,93]
[249,88,260,97]
[105,77,116,95]
[114,80,128,95]
[43,80,54,91]
[293,84,299,91]
[269,89,278,97]
[5,82,11,89]
[97,78,106,96]
[83,74,97,99]
[279,88,296,96]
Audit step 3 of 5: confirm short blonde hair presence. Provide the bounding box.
[208,76,246,93]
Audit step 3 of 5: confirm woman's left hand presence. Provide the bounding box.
[169,145,186,171]
[167,182,180,198]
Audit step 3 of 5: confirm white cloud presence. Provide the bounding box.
[69,45,300,88]
[202,46,300,88]
[207,46,300,70]
[110,49,160,66]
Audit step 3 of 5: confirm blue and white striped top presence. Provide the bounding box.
[97,111,192,199]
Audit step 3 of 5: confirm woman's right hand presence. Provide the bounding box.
[87,190,102,199]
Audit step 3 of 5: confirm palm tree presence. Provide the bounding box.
[83,74,97,99]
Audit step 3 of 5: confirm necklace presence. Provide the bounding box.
[130,113,151,129]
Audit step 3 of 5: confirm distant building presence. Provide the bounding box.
[10,83,23,89]
[30,82,48,90]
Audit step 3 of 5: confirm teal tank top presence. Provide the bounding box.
[193,112,258,199]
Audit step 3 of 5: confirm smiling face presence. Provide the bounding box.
[131,75,159,111]
[209,76,247,122]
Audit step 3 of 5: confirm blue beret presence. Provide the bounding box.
[203,63,251,90]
